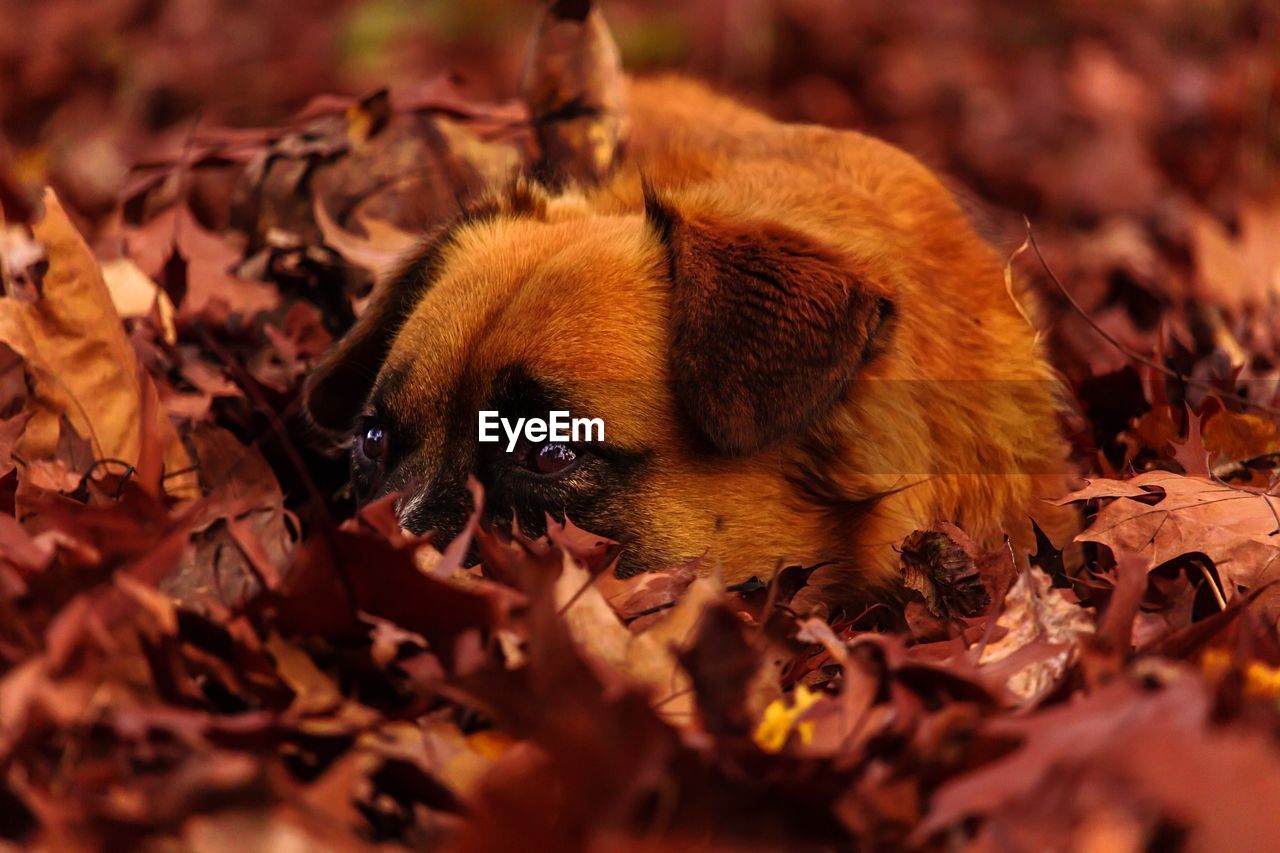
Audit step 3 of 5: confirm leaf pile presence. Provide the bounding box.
[3,0,1280,849]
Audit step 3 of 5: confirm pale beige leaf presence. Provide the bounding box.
[979,567,1094,702]
[554,555,718,723]
[101,257,176,344]
[313,198,415,276]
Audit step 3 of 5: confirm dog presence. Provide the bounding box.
[304,34,1074,604]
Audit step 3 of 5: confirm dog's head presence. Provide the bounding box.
[304,181,896,580]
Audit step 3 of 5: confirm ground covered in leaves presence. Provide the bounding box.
[2,0,1280,849]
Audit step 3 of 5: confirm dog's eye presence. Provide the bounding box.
[528,442,578,476]
[358,422,387,461]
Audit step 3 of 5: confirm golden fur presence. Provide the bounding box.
[306,76,1075,603]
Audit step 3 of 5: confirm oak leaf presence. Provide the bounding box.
[1059,471,1280,597]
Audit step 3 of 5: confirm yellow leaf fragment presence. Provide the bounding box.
[1203,648,1280,700]
[753,685,821,753]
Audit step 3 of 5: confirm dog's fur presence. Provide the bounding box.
[305,77,1074,603]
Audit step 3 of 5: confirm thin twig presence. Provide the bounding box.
[650,685,694,711]
[1023,217,1280,418]
[1213,451,1280,482]
[1002,233,1039,337]
[1198,562,1228,611]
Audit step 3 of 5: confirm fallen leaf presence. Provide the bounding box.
[1191,197,1280,314]
[978,566,1095,701]
[124,205,279,320]
[313,198,416,277]
[899,524,992,620]
[1060,471,1280,599]
[100,257,176,344]
[753,685,822,752]
[0,190,191,497]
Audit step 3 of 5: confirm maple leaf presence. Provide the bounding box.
[915,677,1280,850]
[123,205,279,321]
[1191,198,1280,314]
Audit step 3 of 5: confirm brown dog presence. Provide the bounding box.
[305,38,1073,603]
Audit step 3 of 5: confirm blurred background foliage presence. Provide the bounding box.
[2,0,1275,224]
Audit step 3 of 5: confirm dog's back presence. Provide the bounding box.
[607,77,1075,592]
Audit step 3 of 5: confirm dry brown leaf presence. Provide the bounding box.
[553,553,718,722]
[265,633,342,714]
[1060,472,1280,597]
[124,205,279,320]
[0,189,191,495]
[1191,198,1280,314]
[162,424,295,607]
[313,199,416,277]
[899,525,992,620]
[413,717,511,801]
[1203,409,1280,471]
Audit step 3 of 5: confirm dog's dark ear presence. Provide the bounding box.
[647,191,894,455]
[304,224,455,432]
